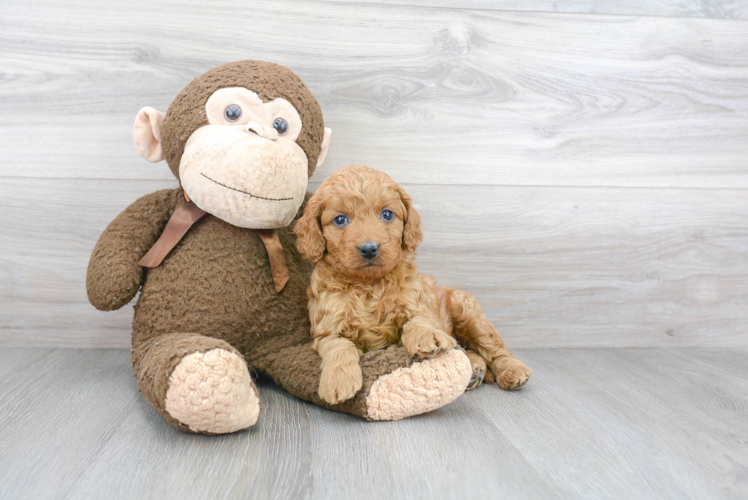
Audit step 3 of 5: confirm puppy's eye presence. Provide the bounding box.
[380,209,394,222]
[272,117,288,135]
[333,215,349,227]
[224,104,242,122]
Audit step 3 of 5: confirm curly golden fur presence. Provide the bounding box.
[296,164,531,404]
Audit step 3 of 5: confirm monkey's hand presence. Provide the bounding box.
[86,189,181,311]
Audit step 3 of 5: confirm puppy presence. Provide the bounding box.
[295,164,531,405]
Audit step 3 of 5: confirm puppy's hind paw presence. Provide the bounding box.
[465,350,487,391]
[466,365,486,391]
[466,368,484,391]
[490,357,531,391]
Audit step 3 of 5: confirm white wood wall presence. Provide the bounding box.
[1,0,747,348]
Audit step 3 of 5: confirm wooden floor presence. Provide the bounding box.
[1,347,746,500]
[2,1,747,499]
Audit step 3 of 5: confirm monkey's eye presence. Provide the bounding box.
[272,117,289,135]
[224,104,242,122]
[333,215,349,228]
[380,210,394,222]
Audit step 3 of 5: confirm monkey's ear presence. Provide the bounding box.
[133,107,166,162]
[294,190,326,263]
[316,128,332,168]
[399,188,423,253]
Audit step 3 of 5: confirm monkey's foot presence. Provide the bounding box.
[365,348,472,420]
[165,348,261,434]
[259,343,471,421]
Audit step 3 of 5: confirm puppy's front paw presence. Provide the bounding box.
[490,357,531,391]
[318,361,363,404]
[403,326,458,359]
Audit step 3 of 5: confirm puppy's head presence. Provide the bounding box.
[295,164,423,281]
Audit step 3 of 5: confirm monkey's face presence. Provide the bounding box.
[133,61,332,230]
[179,87,308,229]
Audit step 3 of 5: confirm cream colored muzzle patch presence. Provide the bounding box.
[365,348,472,421]
[165,349,261,434]
[180,125,308,229]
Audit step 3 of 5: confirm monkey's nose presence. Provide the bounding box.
[246,121,279,141]
[358,242,380,260]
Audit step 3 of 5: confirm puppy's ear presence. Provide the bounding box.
[295,189,326,263]
[399,187,423,253]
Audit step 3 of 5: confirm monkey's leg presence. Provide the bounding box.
[447,289,531,391]
[131,332,261,434]
[258,341,471,421]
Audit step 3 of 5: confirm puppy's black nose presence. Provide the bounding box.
[358,242,380,259]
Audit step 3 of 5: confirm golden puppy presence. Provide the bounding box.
[295,164,531,405]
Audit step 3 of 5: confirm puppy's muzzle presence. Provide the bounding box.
[358,242,380,260]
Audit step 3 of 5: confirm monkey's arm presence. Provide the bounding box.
[86,188,181,311]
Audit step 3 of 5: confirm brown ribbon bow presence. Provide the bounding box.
[138,195,290,293]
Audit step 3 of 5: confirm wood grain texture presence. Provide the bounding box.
[1,1,747,187]
[1,178,746,348]
[319,0,748,20]
[1,347,746,499]
[1,0,747,348]
[0,179,178,348]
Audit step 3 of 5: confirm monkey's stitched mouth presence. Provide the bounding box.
[200,173,293,201]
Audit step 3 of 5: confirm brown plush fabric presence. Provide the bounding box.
[87,189,181,311]
[260,344,416,419]
[131,332,242,431]
[87,61,464,433]
[162,60,325,178]
[90,188,418,429]
[130,190,315,367]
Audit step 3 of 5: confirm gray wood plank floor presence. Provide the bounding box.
[317,0,748,20]
[4,178,747,349]
[1,348,746,500]
[3,2,747,188]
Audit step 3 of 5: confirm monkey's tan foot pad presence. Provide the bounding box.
[165,348,261,434]
[365,349,472,421]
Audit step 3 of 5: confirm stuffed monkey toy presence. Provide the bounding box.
[86,61,472,434]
